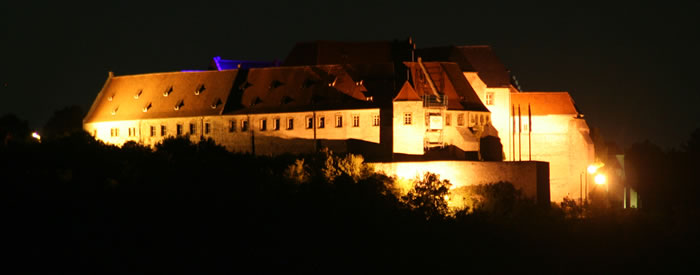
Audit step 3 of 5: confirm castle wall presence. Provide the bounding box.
[85,108,382,156]
[372,160,550,204]
[509,115,594,202]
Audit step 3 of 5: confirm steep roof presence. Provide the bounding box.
[393,81,421,101]
[227,64,393,114]
[510,92,580,115]
[84,70,238,123]
[85,60,489,123]
[403,61,489,112]
[418,45,512,88]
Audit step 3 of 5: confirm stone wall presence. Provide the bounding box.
[372,160,550,204]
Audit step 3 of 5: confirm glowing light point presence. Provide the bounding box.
[32,132,41,141]
[594,174,606,185]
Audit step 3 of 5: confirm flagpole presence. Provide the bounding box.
[528,103,532,161]
[518,104,522,162]
[512,104,515,161]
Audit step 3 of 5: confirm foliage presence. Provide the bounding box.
[402,172,452,219]
[41,106,84,140]
[284,158,309,184]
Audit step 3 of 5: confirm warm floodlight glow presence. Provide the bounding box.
[587,163,604,174]
[31,132,41,141]
[594,174,606,185]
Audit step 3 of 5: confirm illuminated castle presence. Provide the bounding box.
[84,39,594,202]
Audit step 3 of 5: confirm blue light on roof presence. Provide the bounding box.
[212,56,279,70]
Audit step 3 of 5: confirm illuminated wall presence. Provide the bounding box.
[373,160,550,204]
[507,115,594,202]
[464,72,512,160]
[85,108,382,156]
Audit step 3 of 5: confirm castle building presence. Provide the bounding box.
[83,40,493,162]
[83,39,594,202]
[419,46,595,201]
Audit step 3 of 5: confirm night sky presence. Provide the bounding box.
[3,1,698,149]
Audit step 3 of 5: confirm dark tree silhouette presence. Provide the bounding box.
[42,105,85,140]
[0,113,31,145]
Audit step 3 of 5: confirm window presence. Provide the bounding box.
[457,114,465,126]
[335,115,343,128]
[161,125,166,136]
[204,123,210,134]
[189,123,196,135]
[445,113,452,126]
[352,115,360,127]
[287,118,294,130]
[150,126,156,137]
[480,114,484,124]
[403,113,412,125]
[306,116,314,129]
[195,84,205,95]
[259,119,267,131]
[273,118,281,130]
[318,116,325,128]
[228,120,236,133]
[163,86,173,97]
[176,124,183,136]
[485,92,495,105]
[128,127,136,137]
[470,114,475,124]
[372,114,380,126]
[241,120,249,131]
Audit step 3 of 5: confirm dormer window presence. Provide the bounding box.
[163,86,173,97]
[108,94,114,101]
[269,80,282,89]
[328,76,337,87]
[134,89,142,99]
[355,80,363,86]
[302,78,316,88]
[281,96,293,104]
[211,98,222,109]
[143,102,152,112]
[240,81,252,90]
[174,99,184,110]
[111,106,119,115]
[195,84,205,95]
[250,97,261,106]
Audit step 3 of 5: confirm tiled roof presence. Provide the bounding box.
[84,70,238,123]
[510,92,580,115]
[85,61,490,123]
[393,81,421,101]
[404,61,489,112]
[227,64,390,114]
[418,45,512,88]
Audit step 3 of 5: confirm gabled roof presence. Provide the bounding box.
[510,92,580,115]
[418,45,512,88]
[84,70,238,123]
[227,64,391,114]
[404,61,489,112]
[394,81,421,101]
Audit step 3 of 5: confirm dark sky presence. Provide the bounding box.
[3,1,698,149]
